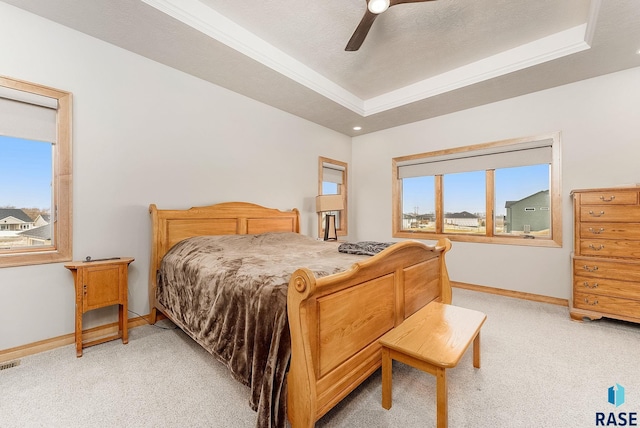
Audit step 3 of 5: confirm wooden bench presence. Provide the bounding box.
[380,301,487,428]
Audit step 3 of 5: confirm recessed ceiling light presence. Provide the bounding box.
[353,126,362,131]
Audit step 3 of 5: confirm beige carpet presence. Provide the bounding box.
[1,288,639,427]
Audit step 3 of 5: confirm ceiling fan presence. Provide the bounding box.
[345,0,437,51]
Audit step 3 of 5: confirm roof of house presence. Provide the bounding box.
[0,208,33,223]
[444,211,479,219]
[505,189,550,208]
[36,214,51,223]
[18,224,50,240]
[403,213,435,220]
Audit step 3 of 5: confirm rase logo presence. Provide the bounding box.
[610,384,626,408]
[596,384,637,426]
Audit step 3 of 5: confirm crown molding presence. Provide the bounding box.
[141,0,365,115]
[364,24,591,115]
[584,0,602,46]
[141,0,599,118]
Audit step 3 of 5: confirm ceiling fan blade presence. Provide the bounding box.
[345,10,378,51]
[345,0,436,51]
[390,0,437,6]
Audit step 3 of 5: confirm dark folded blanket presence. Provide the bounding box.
[338,241,395,256]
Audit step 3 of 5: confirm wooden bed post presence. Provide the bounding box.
[287,267,318,428]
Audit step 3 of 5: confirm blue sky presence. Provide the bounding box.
[403,164,550,215]
[0,136,52,209]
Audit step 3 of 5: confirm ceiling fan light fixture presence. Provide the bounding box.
[368,0,390,14]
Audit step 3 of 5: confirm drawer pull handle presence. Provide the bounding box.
[588,244,605,251]
[588,227,605,234]
[583,265,599,272]
[588,210,605,217]
[599,195,616,202]
[583,282,599,289]
[584,298,599,306]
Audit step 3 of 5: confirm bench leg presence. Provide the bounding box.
[473,331,481,368]
[382,347,393,409]
[436,367,448,428]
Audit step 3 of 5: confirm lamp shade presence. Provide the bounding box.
[316,195,344,212]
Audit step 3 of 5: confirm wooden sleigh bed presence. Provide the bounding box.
[148,202,452,427]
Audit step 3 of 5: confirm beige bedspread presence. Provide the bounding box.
[156,232,366,428]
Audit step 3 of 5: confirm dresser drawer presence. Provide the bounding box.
[579,239,640,258]
[580,205,640,222]
[579,191,638,205]
[579,223,640,240]
[574,275,640,300]
[573,291,640,319]
[573,257,640,282]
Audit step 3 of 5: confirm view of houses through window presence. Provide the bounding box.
[0,136,52,250]
[393,133,561,247]
[495,164,551,236]
[402,164,550,237]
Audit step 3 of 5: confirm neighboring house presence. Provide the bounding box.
[402,213,435,229]
[504,190,550,233]
[18,224,51,246]
[0,208,34,232]
[444,211,480,227]
[33,214,50,227]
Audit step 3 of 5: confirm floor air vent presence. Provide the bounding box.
[0,360,20,371]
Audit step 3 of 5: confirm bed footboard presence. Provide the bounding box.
[287,238,452,427]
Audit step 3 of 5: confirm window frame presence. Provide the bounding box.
[0,75,72,268]
[392,133,562,248]
[318,156,348,239]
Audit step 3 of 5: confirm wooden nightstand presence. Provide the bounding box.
[64,257,134,357]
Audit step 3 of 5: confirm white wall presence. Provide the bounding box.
[2,2,639,352]
[352,66,640,300]
[0,3,351,350]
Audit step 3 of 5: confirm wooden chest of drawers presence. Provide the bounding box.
[571,187,640,323]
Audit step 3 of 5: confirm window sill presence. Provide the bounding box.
[393,230,562,248]
[0,250,71,268]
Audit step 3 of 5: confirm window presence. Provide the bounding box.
[318,157,348,238]
[0,76,72,267]
[392,133,561,247]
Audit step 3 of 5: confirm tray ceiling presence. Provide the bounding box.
[3,0,640,136]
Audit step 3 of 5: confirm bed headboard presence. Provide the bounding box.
[148,202,300,321]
